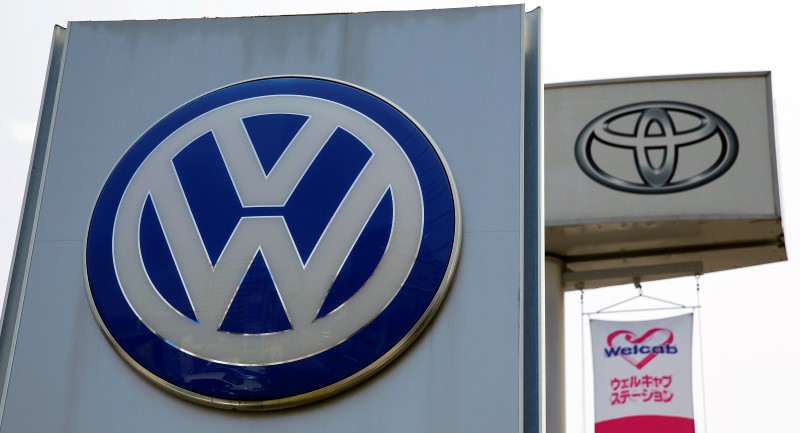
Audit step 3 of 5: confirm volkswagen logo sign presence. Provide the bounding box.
[575,101,738,194]
[85,76,461,409]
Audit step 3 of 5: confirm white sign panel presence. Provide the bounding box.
[544,74,784,287]
[546,73,779,224]
[591,314,694,433]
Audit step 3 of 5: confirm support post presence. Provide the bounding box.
[545,256,565,433]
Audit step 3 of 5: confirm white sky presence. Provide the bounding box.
[1,1,799,432]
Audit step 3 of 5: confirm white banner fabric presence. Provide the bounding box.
[590,314,694,433]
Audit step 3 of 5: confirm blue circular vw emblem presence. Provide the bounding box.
[85,76,460,409]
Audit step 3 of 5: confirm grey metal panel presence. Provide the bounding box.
[559,237,784,290]
[547,218,786,290]
[548,219,784,258]
[1,6,526,433]
[522,7,542,433]
[0,25,66,422]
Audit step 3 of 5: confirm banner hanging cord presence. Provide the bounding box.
[695,274,709,433]
[579,285,587,433]
[588,278,693,316]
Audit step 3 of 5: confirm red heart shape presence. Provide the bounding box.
[607,328,674,370]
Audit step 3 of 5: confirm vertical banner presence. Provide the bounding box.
[591,314,694,433]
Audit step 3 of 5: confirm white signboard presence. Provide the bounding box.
[546,73,779,224]
[544,73,785,288]
[591,314,694,433]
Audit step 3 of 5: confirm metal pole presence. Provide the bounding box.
[544,256,565,433]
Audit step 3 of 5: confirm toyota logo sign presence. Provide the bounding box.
[575,101,738,194]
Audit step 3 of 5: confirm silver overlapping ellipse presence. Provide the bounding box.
[575,101,738,194]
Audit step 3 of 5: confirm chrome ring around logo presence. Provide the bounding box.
[575,101,738,194]
[85,76,461,409]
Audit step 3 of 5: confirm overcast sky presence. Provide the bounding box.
[1,1,798,432]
